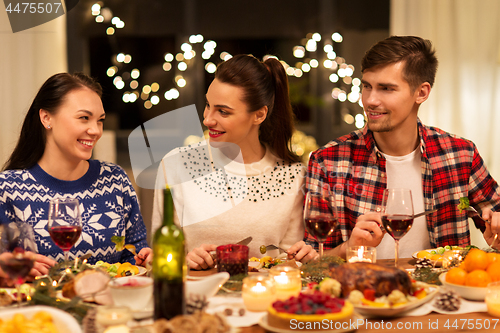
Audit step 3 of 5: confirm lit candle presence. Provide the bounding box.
[346,246,376,263]
[486,282,500,317]
[269,266,301,301]
[242,276,276,312]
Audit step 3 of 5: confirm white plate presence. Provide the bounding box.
[412,249,462,267]
[0,305,82,332]
[258,313,359,333]
[439,272,486,301]
[353,286,439,317]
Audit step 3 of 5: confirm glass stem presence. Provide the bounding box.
[319,242,324,259]
[394,239,399,267]
[15,281,22,307]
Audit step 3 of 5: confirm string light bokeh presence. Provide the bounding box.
[90,1,365,130]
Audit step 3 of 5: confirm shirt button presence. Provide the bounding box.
[381,173,386,177]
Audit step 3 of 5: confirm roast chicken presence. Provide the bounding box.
[329,262,412,297]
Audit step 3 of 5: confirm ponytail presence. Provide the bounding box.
[215,55,300,163]
[261,58,300,163]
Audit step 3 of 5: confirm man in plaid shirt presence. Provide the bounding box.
[304,36,500,259]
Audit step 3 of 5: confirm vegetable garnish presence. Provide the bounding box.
[111,235,125,251]
[457,197,470,213]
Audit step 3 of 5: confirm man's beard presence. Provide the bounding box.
[366,114,392,133]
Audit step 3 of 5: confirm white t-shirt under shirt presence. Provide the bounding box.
[377,147,431,259]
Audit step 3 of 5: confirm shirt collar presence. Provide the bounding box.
[362,117,428,161]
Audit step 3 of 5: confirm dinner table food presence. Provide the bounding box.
[264,291,354,331]
[329,262,412,298]
[61,269,113,305]
[0,306,82,333]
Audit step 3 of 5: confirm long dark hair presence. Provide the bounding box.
[3,72,102,171]
[215,54,300,163]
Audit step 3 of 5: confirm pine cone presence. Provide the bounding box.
[434,289,460,311]
[415,258,433,268]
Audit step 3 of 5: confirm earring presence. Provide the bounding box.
[47,125,51,129]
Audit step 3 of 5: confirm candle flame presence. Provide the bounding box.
[167,253,173,262]
[357,246,364,259]
[251,282,267,293]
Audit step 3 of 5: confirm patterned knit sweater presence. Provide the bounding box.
[0,159,148,264]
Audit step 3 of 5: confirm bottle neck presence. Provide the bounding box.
[163,187,175,227]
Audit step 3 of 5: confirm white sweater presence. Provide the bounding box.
[151,141,305,258]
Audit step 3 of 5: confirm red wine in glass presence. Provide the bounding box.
[48,198,82,264]
[0,257,34,283]
[0,223,37,306]
[382,188,414,267]
[304,187,338,259]
[381,215,414,240]
[304,217,338,243]
[49,225,82,251]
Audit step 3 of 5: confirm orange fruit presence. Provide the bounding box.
[487,261,500,282]
[463,249,489,272]
[486,253,500,266]
[465,269,492,287]
[417,251,432,259]
[430,254,444,261]
[445,267,467,285]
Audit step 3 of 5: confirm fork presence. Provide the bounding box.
[466,207,498,248]
[264,244,296,258]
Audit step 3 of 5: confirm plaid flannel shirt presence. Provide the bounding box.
[305,119,500,249]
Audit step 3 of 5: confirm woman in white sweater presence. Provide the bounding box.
[152,55,316,269]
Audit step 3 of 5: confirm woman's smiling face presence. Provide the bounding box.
[203,79,260,146]
[44,87,106,164]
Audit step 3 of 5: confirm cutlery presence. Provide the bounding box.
[209,236,253,260]
[465,207,498,248]
[264,244,296,258]
[413,209,438,219]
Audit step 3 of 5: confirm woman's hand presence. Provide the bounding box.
[287,241,319,263]
[186,244,217,270]
[349,212,385,247]
[135,247,153,267]
[25,252,55,281]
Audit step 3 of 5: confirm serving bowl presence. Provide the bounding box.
[439,272,486,301]
[187,272,230,298]
[108,276,153,311]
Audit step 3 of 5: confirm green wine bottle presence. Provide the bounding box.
[153,186,186,320]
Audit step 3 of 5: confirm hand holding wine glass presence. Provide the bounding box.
[303,186,338,259]
[381,188,414,267]
[48,198,82,264]
[0,222,37,306]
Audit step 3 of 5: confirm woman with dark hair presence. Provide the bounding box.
[152,55,317,270]
[0,73,152,278]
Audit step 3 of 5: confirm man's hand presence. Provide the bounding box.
[186,244,217,270]
[483,209,500,249]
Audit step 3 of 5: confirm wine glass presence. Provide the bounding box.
[381,188,414,267]
[0,222,37,306]
[303,186,338,259]
[48,198,82,264]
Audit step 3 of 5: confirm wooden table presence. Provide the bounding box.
[190,258,498,333]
